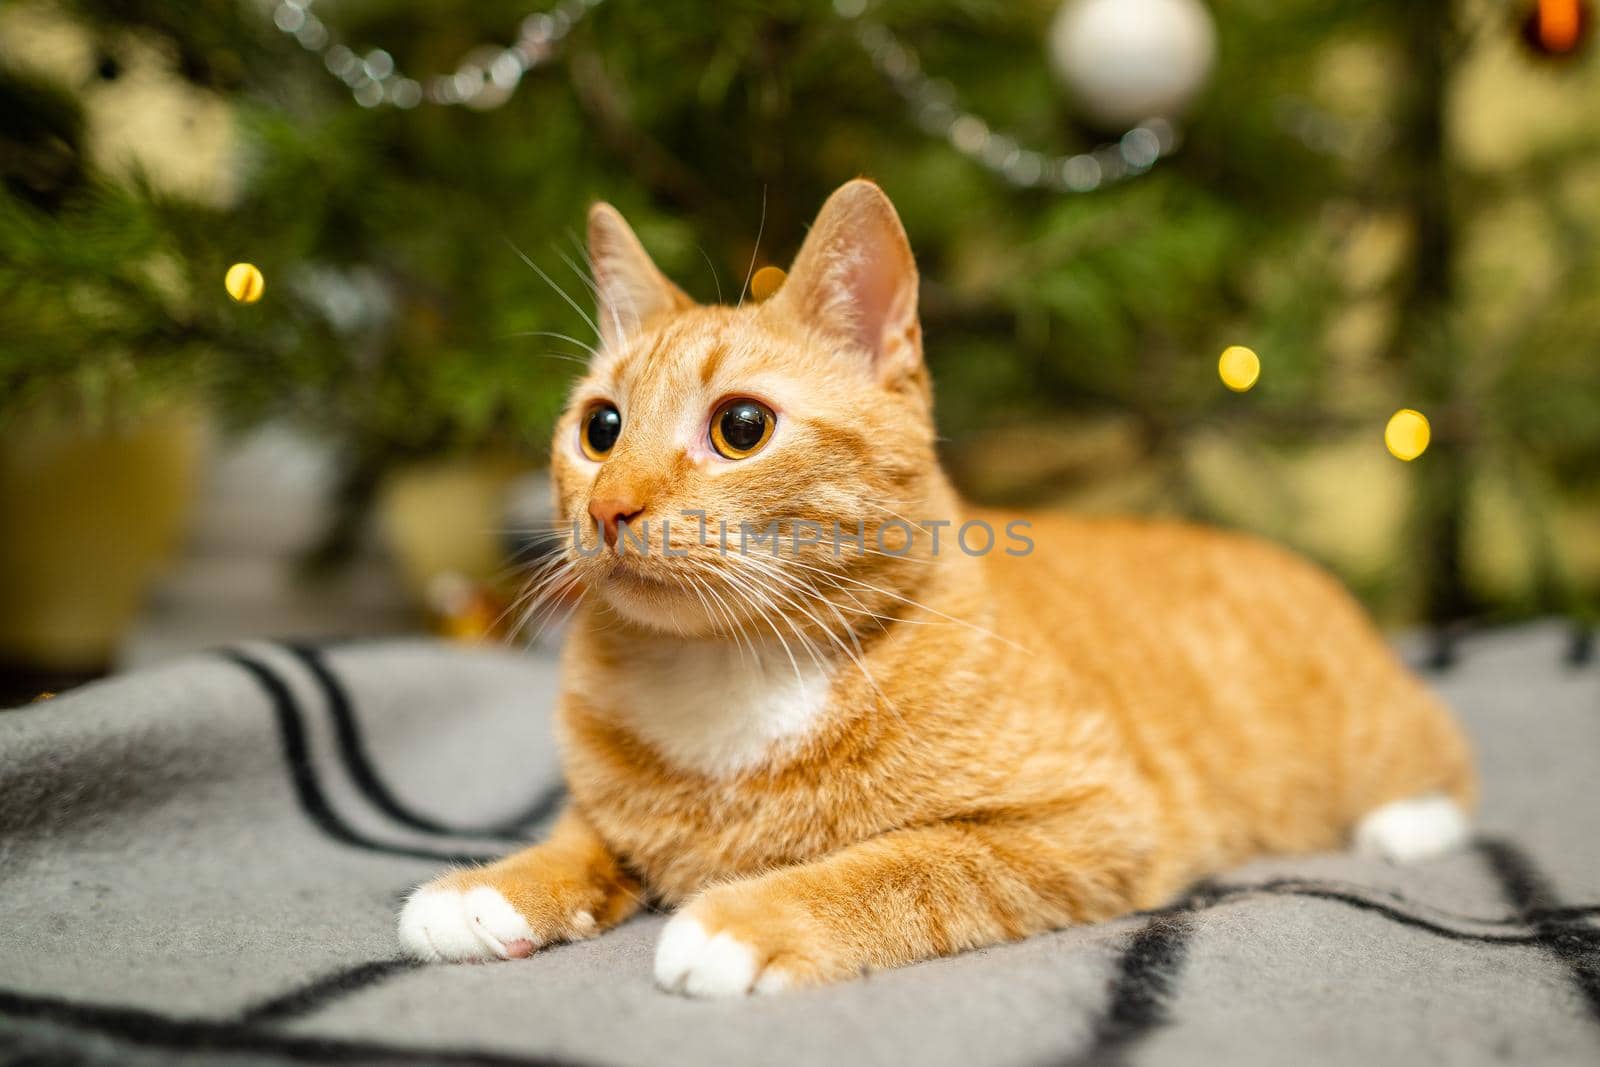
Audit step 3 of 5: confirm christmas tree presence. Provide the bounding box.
[2,0,1597,633]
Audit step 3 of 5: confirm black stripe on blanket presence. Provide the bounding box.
[0,986,592,1066]
[220,650,503,866]
[1209,877,1600,933]
[280,642,566,841]
[1062,909,1196,1066]
[1478,838,1600,1024]
[234,959,421,1026]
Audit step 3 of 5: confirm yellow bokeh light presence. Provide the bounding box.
[1385,408,1431,461]
[1218,345,1260,392]
[750,265,787,302]
[225,262,265,303]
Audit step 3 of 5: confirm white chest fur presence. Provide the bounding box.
[600,640,837,779]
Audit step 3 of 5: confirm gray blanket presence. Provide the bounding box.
[2,625,1597,1066]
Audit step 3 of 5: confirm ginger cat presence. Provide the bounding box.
[397,179,1475,996]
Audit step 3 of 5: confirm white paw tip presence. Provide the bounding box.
[1355,794,1471,864]
[752,968,794,995]
[653,915,762,998]
[398,885,536,963]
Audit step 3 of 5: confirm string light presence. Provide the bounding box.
[1217,345,1260,392]
[269,0,1173,192]
[840,2,1179,192]
[225,262,265,303]
[265,0,605,109]
[1385,409,1431,462]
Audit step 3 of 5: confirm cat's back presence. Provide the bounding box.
[976,509,1353,639]
[977,508,1407,704]
[973,508,1473,851]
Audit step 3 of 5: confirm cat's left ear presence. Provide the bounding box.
[770,179,921,382]
[587,202,694,351]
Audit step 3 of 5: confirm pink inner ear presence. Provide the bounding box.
[839,244,901,360]
[812,218,916,370]
[777,180,920,374]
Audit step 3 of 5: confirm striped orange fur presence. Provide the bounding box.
[397,180,1475,994]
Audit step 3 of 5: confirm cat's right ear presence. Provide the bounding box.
[769,179,921,385]
[587,203,694,351]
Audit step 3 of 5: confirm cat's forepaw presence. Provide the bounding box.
[653,892,837,997]
[654,915,783,997]
[397,877,602,963]
[398,884,540,963]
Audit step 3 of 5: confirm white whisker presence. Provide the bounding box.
[737,186,767,310]
[501,330,600,359]
[505,238,602,343]
[726,556,900,719]
[698,245,724,305]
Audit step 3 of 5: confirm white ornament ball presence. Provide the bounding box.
[1048,0,1217,128]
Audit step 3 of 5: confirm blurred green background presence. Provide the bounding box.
[2,0,1597,689]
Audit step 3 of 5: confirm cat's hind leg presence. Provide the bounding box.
[1353,793,1472,863]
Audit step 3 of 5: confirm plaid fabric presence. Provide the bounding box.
[2,625,1597,1066]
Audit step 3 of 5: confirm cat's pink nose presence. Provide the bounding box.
[588,497,645,547]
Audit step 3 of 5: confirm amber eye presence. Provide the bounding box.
[710,398,776,460]
[581,402,622,461]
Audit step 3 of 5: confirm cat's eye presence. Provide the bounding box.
[710,398,776,460]
[581,402,622,461]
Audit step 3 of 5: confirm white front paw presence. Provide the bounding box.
[653,914,791,998]
[397,884,538,963]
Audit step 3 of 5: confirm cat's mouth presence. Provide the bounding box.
[599,556,681,593]
[589,555,727,633]
[608,562,668,586]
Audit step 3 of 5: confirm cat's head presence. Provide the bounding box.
[546,180,947,638]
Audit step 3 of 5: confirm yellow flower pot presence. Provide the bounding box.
[0,410,204,672]
[376,454,534,603]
